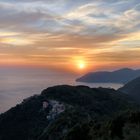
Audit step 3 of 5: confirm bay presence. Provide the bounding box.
[0,67,123,113]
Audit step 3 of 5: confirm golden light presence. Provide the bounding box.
[71,57,87,71]
[1,37,33,46]
[79,63,85,69]
[78,61,86,69]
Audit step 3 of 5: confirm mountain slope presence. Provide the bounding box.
[60,110,140,140]
[0,85,136,140]
[76,68,140,84]
[119,76,140,102]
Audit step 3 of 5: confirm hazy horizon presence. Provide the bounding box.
[0,66,124,113]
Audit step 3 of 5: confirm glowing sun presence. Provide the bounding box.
[78,62,86,69]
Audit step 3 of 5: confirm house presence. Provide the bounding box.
[46,100,65,120]
[42,101,49,109]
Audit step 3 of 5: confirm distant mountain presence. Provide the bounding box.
[76,68,140,84]
[119,76,140,102]
[0,85,136,140]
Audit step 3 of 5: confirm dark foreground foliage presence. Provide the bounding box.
[0,85,139,140]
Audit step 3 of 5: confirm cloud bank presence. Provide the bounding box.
[0,0,140,71]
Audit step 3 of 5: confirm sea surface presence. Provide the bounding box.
[0,67,123,113]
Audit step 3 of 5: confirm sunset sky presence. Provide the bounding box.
[0,0,140,72]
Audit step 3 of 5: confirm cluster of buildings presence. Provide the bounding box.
[42,100,65,120]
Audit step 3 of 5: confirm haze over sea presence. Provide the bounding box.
[0,67,123,113]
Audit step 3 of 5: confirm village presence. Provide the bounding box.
[42,100,65,120]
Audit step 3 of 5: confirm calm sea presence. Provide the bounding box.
[0,67,123,113]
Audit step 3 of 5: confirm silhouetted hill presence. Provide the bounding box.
[119,76,140,102]
[0,85,136,140]
[76,68,140,84]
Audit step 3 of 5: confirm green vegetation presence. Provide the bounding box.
[0,85,139,140]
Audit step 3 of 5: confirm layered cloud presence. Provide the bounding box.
[0,0,140,71]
